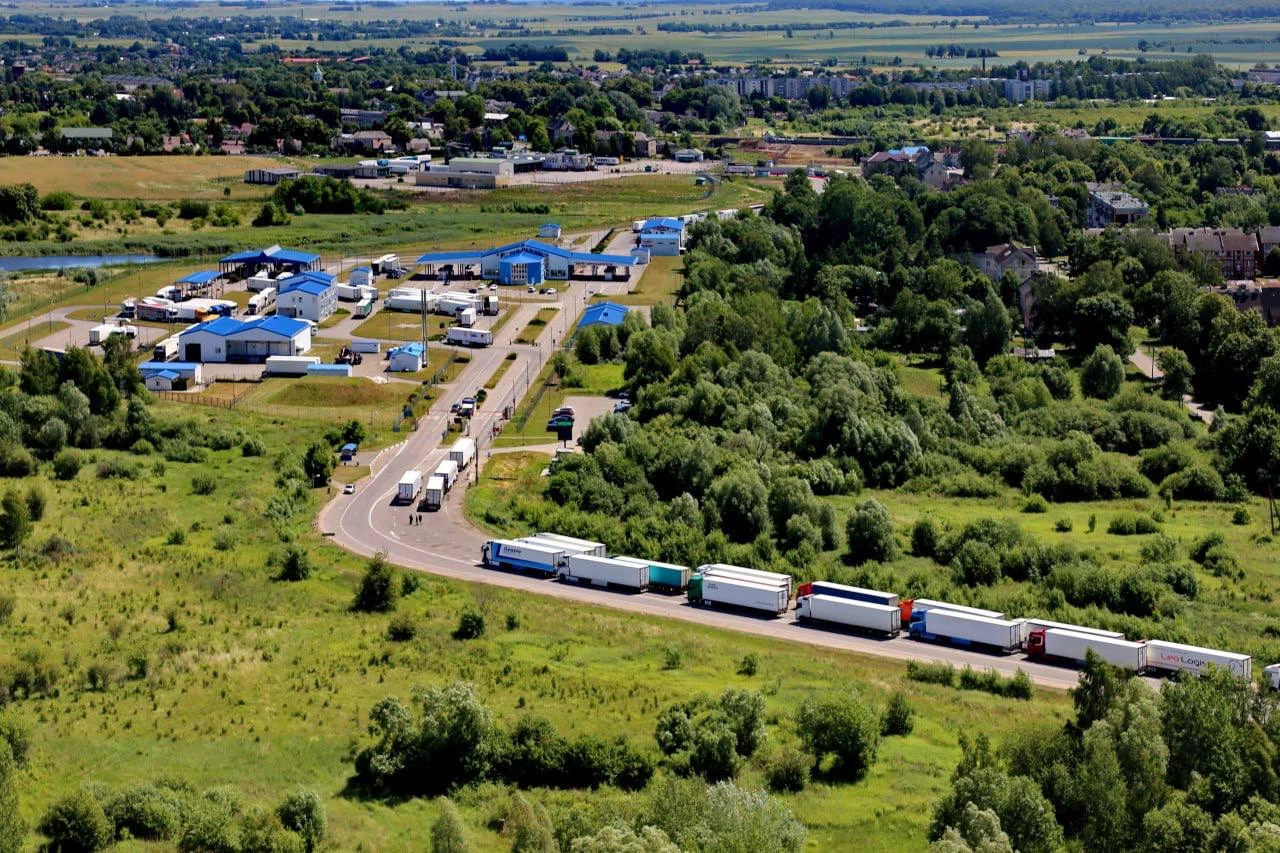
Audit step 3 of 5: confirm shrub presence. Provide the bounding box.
[1106,513,1159,536]
[911,517,940,558]
[191,473,216,495]
[765,747,812,793]
[212,529,235,552]
[1190,532,1226,564]
[454,609,485,640]
[794,690,880,780]
[103,783,183,841]
[96,458,140,480]
[845,498,897,563]
[952,539,1002,586]
[0,444,36,477]
[177,199,210,219]
[957,667,1033,700]
[400,574,420,597]
[881,690,915,736]
[1021,494,1048,514]
[1080,345,1124,400]
[38,789,113,852]
[387,613,418,642]
[276,788,326,853]
[430,798,470,853]
[1053,517,1073,532]
[0,489,31,550]
[1232,507,1251,525]
[352,553,397,612]
[276,545,313,582]
[1159,465,1225,501]
[1138,534,1179,564]
[242,438,267,457]
[907,660,956,686]
[0,593,13,625]
[52,449,84,480]
[1201,545,1240,579]
[24,486,45,522]
[736,653,759,677]
[165,528,186,546]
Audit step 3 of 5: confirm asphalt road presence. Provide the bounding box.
[319,237,1105,694]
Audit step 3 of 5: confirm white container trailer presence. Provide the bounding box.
[434,459,459,490]
[912,609,1025,653]
[691,575,788,616]
[1267,663,1280,690]
[1145,640,1251,679]
[351,268,374,288]
[458,306,477,327]
[446,327,493,347]
[386,288,437,313]
[246,287,276,315]
[335,284,364,302]
[424,475,445,510]
[908,598,1004,621]
[616,557,690,591]
[559,554,648,590]
[1027,628,1148,673]
[699,563,791,598]
[247,273,275,292]
[153,335,180,361]
[1021,619,1125,639]
[449,437,476,469]
[438,294,476,316]
[482,539,565,575]
[396,470,423,503]
[352,339,381,354]
[264,355,320,376]
[519,536,596,556]
[535,532,606,557]
[89,323,137,345]
[797,594,901,636]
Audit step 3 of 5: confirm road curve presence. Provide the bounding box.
[319,277,1096,693]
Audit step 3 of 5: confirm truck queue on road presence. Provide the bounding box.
[480,533,1278,685]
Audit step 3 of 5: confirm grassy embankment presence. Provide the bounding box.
[0,403,1068,851]
[513,308,560,345]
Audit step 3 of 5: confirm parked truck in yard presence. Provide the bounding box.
[617,558,690,591]
[434,459,459,490]
[396,470,422,504]
[536,532,607,557]
[449,437,476,469]
[688,574,789,616]
[1025,628,1148,673]
[796,594,901,637]
[424,475,445,510]
[901,598,1004,625]
[559,554,648,591]
[909,609,1026,653]
[799,581,898,609]
[1144,640,1251,679]
[1021,619,1125,639]
[482,539,565,576]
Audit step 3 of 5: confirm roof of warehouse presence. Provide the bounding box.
[177,271,220,285]
[138,361,200,372]
[502,251,544,264]
[417,238,635,267]
[219,245,321,265]
[390,342,426,357]
[641,217,684,232]
[579,301,630,328]
[281,279,333,296]
[151,370,179,381]
[181,315,309,339]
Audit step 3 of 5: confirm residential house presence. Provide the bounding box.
[58,127,113,151]
[350,130,393,152]
[970,243,1039,284]
[633,132,657,159]
[339,108,388,128]
[1169,228,1260,279]
[1257,226,1280,265]
[919,158,964,191]
[862,146,931,180]
[548,118,576,146]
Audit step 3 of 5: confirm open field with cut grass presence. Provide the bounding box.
[0,403,1070,851]
[0,155,282,201]
[609,254,683,307]
[351,309,454,343]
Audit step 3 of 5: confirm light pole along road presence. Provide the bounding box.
[320,266,1099,694]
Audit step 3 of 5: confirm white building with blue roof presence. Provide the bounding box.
[416,238,639,284]
[276,271,337,323]
[177,316,312,363]
[638,217,685,256]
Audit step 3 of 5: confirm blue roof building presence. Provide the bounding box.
[277,271,337,323]
[417,238,639,283]
[177,316,312,364]
[639,217,685,256]
[579,301,631,328]
[498,251,546,286]
[388,341,426,373]
[177,270,221,286]
[218,244,322,276]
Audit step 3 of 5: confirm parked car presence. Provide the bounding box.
[546,288,557,295]
[489,283,498,291]
[527,285,536,293]
[613,401,632,414]
[343,483,355,494]
[552,406,575,418]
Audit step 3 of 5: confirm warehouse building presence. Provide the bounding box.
[388,342,426,372]
[218,245,323,278]
[177,316,312,363]
[579,302,630,329]
[638,218,685,256]
[414,158,514,189]
[276,271,337,323]
[416,239,637,284]
[139,361,204,391]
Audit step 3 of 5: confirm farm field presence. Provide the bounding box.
[0,155,284,201]
[0,405,1070,851]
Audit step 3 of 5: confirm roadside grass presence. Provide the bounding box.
[330,463,371,485]
[607,254,683,306]
[0,320,70,360]
[351,310,453,343]
[514,307,559,345]
[318,307,350,329]
[484,352,518,390]
[489,304,518,336]
[262,376,407,409]
[493,359,623,447]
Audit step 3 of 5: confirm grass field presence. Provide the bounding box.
[0,320,69,361]
[351,309,453,343]
[494,358,624,447]
[609,255,683,307]
[0,155,283,201]
[484,352,519,390]
[514,307,559,345]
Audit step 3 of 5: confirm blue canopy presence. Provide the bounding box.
[177,271,220,285]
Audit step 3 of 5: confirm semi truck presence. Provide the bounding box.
[446,327,493,347]
[89,323,137,345]
[153,335,180,362]
[449,437,476,469]
[246,287,276,315]
[908,609,1026,653]
[558,554,648,591]
[902,598,1004,625]
[1144,640,1251,679]
[481,293,499,316]
[1021,619,1124,639]
[698,563,792,599]
[616,557,690,591]
[396,470,423,504]
[796,594,901,637]
[1025,628,1148,673]
[519,536,597,557]
[798,581,898,609]
[434,459,459,490]
[482,539,565,576]
[424,475,445,510]
[688,574,789,616]
[535,532,606,557]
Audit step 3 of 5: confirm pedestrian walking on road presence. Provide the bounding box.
[408,514,413,526]
[417,514,423,525]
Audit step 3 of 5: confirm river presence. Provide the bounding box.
[0,254,163,273]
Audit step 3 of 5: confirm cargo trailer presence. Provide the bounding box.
[909,609,1026,653]
[449,437,476,469]
[1025,628,1148,673]
[386,288,437,313]
[519,536,596,556]
[796,594,900,637]
[153,336,180,362]
[688,574,788,616]
[89,323,137,345]
[264,356,320,376]
[396,470,423,504]
[1268,664,1280,690]
[800,581,898,609]
[434,459,459,490]
[481,293,499,316]
[698,563,792,599]
[535,532,606,557]
[1021,619,1125,640]
[616,558,690,591]
[902,598,1004,625]
[245,286,276,315]
[446,327,493,347]
[559,554,648,591]
[424,475,445,510]
[1144,640,1251,679]
[482,539,565,575]
[458,307,477,327]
